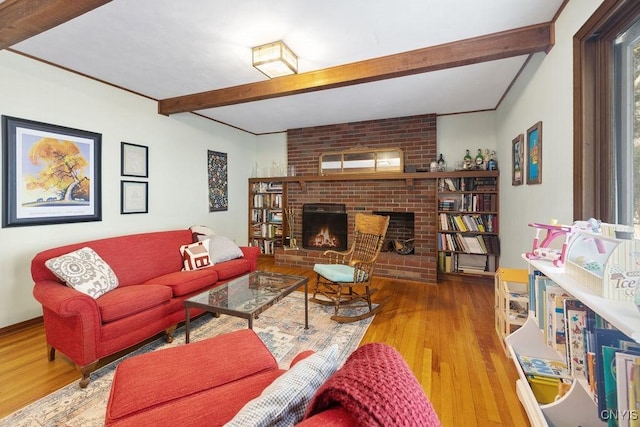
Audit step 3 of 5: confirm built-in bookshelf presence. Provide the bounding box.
[436,170,499,276]
[248,179,286,255]
[507,227,640,426]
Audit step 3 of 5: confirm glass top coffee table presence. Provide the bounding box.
[184,271,308,343]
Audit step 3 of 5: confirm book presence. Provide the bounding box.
[594,328,634,420]
[516,354,572,379]
[564,298,592,380]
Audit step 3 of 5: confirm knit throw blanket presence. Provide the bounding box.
[303,343,442,426]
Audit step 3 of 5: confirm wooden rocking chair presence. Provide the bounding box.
[310,213,390,323]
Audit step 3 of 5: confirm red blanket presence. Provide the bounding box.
[304,343,441,426]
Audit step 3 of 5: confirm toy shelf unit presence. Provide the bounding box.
[436,171,499,276]
[248,179,286,255]
[494,268,529,355]
[507,222,640,427]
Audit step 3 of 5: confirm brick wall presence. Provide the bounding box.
[277,113,439,284]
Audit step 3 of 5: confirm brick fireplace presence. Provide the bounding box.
[275,113,439,284]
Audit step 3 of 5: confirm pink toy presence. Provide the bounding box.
[525,222,573,267]
[526,219,604,267]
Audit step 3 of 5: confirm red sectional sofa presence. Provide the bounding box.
[31,229,260,387]
[105,329,441,426]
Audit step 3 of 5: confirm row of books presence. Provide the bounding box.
[252,193,283,209]
[526,272,640,424]
[438,213,496,233]
[437,252,496,273]
[250,209,283,223]
[438,176,497,192]
[437,232,500,255]
[250,238,281,254]
[251,182,283,193]
[251,223,283,239]
[438,193,497,212]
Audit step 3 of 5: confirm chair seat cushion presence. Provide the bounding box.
[313,264,361,283]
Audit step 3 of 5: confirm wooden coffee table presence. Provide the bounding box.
[183,271,308,343]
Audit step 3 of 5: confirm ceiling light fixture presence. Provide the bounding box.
[252,40,298,79]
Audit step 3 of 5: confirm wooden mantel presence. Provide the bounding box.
[255,170,499,188]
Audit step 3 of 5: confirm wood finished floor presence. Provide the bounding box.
[0,257,530,426]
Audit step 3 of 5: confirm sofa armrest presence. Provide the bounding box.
[240,246,261,271]
[33,280,100,318]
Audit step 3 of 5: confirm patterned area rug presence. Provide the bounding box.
[1,292,373,427]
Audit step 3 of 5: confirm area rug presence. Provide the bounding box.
[1,292,374,427]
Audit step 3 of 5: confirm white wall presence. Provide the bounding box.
[437,111,497,168]
[0,51,259,328]
[495,0,604,269]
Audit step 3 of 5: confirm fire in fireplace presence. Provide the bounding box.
[303,204,348,251]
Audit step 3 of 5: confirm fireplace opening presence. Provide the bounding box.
[374,211,415,254]
[303,204,348,251]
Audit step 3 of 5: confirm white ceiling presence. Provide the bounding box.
[9,0,564,134]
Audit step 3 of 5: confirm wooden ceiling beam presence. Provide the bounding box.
[0,0,112,50]
[159,23,553,115]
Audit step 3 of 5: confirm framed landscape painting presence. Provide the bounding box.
[526,121,542,185]
[2,116,102,227]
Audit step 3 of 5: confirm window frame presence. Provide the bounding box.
[574,0,640,222]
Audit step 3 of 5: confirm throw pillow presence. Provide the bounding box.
[180,240,213,270]
[224,345,339,427]
[197,234,244,263]
[45,247,119,299]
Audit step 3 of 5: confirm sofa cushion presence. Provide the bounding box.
[225,345,339,427]
[143,269,219,297]
[97,285,173,323]
[180,240,213,270]
[107,329,279,420]
[45,247,119,298]
[211,258,252,281]
[198,234,244,263]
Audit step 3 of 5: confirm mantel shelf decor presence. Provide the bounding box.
[319,145,404,175]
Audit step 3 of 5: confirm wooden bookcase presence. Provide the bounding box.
[436,170,499,277]
[495,268,529,355]
[248,179,286,255]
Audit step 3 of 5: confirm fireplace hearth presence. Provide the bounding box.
[303,203,347,251]
[374,211,415,254]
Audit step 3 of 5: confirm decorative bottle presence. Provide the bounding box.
[463,150,472,169]
[475,149,484,168]
[487,151,498,171]
[437,154,446,171]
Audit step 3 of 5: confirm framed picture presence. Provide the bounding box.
[512,134,524,186]
[121,142,148,177]
[120,181,148,214]
[526,121,542,185]
[2,115,102,227]
[207,150,228,212]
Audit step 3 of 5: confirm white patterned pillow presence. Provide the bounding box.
[45,247,119,299]
[180,240,213,270]
[224,345,339,427]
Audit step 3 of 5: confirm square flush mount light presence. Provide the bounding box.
[252,40,298,78]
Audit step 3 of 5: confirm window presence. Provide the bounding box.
[574,0,640,234]
[613,18,640,230]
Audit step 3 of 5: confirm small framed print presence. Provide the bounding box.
[526,121,542,185]
[120,181,148,214]
[512,134,524,186]
[121,142,148,178]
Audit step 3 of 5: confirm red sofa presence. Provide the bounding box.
[105,329,441,426]
[31,229,260,387]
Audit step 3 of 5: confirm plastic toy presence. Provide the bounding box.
[525,218,603,267]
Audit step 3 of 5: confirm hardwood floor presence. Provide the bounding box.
[0,257,530,426]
